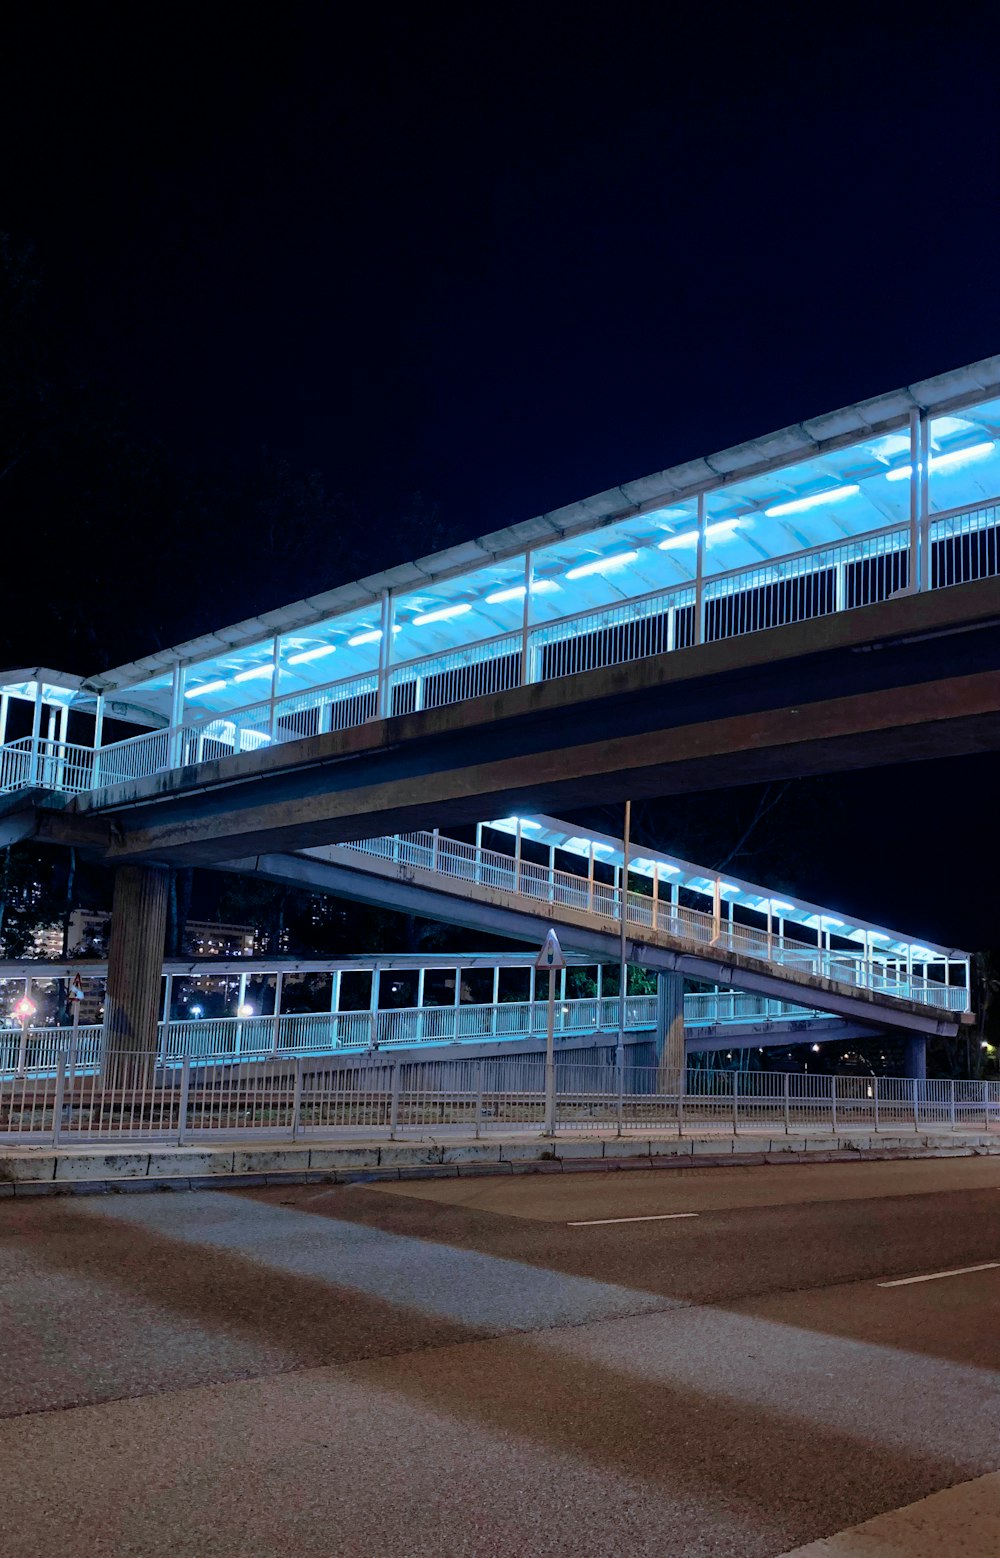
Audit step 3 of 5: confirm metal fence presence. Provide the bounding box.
[0,1050,996,1146]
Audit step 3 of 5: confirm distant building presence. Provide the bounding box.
[32,911,256,960]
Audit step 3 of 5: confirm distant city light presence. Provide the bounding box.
[811,1043,821,1052]
[764,484,859,518]
[565,551,638,580]
[15,997,36,1019]
[287,644,337,665]
[237,1003,254,1018]
[185,680,227,699]
[190,1004,203,1018]
[885,440,994,482]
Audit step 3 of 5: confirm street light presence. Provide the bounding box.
[14,996,36,1079]
[237,1003,254,1019]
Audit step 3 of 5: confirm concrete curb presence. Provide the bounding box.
[0,1131,997,1197]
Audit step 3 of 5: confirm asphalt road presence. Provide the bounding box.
[2,1157,1000,1556]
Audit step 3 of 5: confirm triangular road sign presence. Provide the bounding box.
[534,928,566,971]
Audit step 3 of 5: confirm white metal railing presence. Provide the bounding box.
[3,498,999,802]
[0,991,835,1080]
[0,1051,996,1145]
[341,828,970,1012]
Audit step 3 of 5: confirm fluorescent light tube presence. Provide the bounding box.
[565,551,639,580]
[287,645,337,666]
[764,485,859,518]
[184,680,227,698]
[885,440,994,482]
[412,603,473,626]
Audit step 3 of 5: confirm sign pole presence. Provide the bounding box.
[535,928,565,1137]
[544,966,556,1135]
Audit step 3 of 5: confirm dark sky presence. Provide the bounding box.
[3,6,1000,948]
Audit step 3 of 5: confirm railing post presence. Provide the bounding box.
[912,1076,919,1133]
[830,1075,838,1134]
[474,1059,483,1140]
[732,1070,739,1135]
[873,1075,880,1132]
[783,1070,790,1135]
[177,1054,191,1145]
[389,1060,401,1140]
[677,1065,685,1138]
[949,1078,956,1130]
[291,1056,304,1141]
[52,1051,66,1147]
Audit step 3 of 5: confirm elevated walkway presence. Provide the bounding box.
[240,815,970,1038]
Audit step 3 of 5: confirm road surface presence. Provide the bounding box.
[2,1157,1000,1555]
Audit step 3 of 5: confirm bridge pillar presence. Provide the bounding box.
[902,1034,927,1082]
[656,972,685,1092]
[103,866,169,1061]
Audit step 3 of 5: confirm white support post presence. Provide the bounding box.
[695,492,707,644]
[272,970,283,1055]
[514,819,523,893]
[712,879,722,942]
[331,968,342,1045]
[416,966,425,1041]
[168,665,185,768]
[617,802,631,1082]
[370,962,381,1049]
[0,691,8,746]
[28,683,42,783]
[268,634,281,740]
[376,590,394,719]
[918,411,931,591]
[587,841,595,912]
[93,692,105,757]
[492,964,500,1035]
[520,550,533,685]
[475,822,483,884]
[908,408,920,594]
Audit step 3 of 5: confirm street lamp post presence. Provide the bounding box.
[15,996,36,1079]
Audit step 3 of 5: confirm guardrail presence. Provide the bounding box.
[0,1052,996,1145]
[0,992,834,1080]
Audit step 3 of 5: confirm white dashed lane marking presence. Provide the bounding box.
[878,1261,1000,1288]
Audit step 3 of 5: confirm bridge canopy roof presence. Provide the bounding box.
[26,353,1000,727]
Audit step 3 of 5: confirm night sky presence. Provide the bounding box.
[3,7,1000,947]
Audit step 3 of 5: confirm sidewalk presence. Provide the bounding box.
[1,1125,998,1197]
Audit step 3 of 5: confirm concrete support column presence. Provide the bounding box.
[103,866,169,1059]
[903,1034,927,1082]
[656,971,685,1092]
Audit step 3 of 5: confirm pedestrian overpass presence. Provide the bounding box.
[0,360,987,1073]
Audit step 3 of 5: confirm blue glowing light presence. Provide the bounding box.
[764,485,859,518]
[287,644,337,666]
[564,551,638,580]
[412,603,473,627]
[884,440,994,482]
